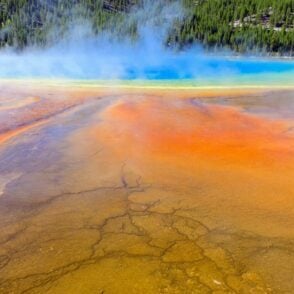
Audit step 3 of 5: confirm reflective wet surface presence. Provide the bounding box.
[0,82,294,293]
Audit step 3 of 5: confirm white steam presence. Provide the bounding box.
[0,0,293,81]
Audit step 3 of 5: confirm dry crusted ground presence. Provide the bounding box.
[0,84,294,293]
[0,176,279,294]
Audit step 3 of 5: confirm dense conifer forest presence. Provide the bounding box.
[0,0,293,55]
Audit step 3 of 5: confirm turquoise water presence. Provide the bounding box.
[0,47,293,85]
[122,57,294,80]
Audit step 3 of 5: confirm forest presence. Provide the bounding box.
[0,0,293,55]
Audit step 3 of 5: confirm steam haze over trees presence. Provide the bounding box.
[0,0,293,55]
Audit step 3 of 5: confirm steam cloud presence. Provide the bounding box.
[0,0,293,81]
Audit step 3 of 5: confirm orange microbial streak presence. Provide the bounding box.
[0,121,45,145]
[0,84,108,145]
[99,96,294,168]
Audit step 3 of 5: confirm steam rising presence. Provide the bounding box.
[0,0,293,81]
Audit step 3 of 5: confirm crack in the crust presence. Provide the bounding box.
[0,167,152,289]
[0,255,10,270]
[66,148,104,166]
[0,200,271,294]
[207,228,294,257]
[0,165,279,293]
[1,184,126,227]
[1,210,270,293]
[0,225,28,247]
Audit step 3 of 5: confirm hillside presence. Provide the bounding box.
[0,0,293,55]
[176,0,293,55]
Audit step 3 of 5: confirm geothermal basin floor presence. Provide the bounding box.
[0,82,294,293]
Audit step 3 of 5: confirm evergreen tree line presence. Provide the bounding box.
[0,0,293,55]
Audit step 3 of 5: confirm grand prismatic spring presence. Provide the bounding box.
[0,58,294,293]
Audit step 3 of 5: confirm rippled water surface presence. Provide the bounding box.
[0,81,294,293]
